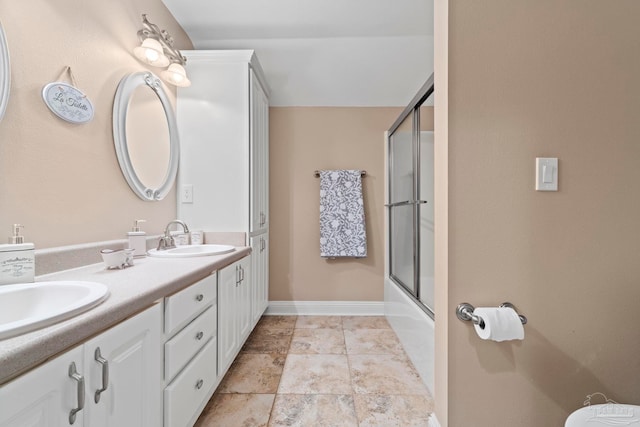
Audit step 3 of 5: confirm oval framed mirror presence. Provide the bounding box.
[112,72,179,201]
[0,20,10,121]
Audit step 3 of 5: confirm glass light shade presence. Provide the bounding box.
[133,38,170,67]
[160,63,191,87]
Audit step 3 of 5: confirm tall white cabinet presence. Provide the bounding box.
[177,50,269,325]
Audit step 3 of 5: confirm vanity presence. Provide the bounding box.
[0,246,261,427]
[0,13,271,423]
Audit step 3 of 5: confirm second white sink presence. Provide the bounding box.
[147,244,235,258]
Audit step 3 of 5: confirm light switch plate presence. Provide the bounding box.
[181,184,194,203]
[535,158,558,191]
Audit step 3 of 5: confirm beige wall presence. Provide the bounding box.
[270,107,401,301]
[0,1,192,249]
[439,1,640,425]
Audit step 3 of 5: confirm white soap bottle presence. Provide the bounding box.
[127,220,147,257]
[0,224,35,285]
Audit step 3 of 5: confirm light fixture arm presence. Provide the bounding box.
[137,14,186,65]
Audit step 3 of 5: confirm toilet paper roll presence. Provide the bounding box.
[473,307,525,342]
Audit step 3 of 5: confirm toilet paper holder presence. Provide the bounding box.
[456,302,527,330]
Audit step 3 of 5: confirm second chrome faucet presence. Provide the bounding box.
[156,220,190,251]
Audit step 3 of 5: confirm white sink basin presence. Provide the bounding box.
[0,281,109,340]
[147,244,235,258]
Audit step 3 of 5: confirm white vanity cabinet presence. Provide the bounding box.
[162,273,217,427]
[217,257,252,376]
[0,304,162,427]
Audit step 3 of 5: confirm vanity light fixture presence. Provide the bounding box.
[160,63,190,87]
[133,14,191,87]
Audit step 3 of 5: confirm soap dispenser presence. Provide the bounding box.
[127,220,147,257]
[0,224,35,285]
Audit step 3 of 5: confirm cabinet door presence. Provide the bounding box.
[250,234,269,327]
[260,87,269,230]
[260,234,270,317]
[83,304,162,427]
[0,347,85,427]
[250,70,269,233]
[237,256,252,343]
[217,261,239,375]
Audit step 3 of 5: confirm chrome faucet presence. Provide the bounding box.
[156,220,190,251]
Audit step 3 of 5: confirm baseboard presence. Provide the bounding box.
[265,301,384,316]
[428,413,441,427]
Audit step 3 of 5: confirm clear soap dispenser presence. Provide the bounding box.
[0,224,35,285]
[127,220,147,257]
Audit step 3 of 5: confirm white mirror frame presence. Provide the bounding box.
[113,72,179,201]
[0,21,10,122]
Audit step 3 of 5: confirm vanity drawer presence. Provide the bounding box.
[165,272,216,336]
[165,305,217,382]
[164,337,217,427]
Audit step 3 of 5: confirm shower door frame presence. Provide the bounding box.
[387,74,435,319]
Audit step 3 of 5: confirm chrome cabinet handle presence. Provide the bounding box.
[260,237,265,252]
[196,331,204,340]
[240,266,245,282]
[94,347,109,403]
[259,212,266,226]
[195,294,204,302]
[195,379,204,390]
[68,362,85,425]
[235,265,240,287]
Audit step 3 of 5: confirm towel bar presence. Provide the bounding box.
[456,302,527,330]
[314,170,366,178]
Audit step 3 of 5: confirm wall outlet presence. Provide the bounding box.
[181,184,194,203]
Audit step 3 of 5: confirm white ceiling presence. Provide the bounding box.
[161,0,433,106]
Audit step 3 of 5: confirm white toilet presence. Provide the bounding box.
[566,403,640,426]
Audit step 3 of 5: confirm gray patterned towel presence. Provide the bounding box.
[319,170,367,258]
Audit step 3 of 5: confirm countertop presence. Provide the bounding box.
[0,246,250,385]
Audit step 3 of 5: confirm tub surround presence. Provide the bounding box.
[0,245,250,385]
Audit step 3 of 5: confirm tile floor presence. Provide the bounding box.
[194,315,433,427]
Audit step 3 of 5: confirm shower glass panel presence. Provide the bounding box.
[419,99,434,312]
[389,113,416,295]
[387,75,434,318]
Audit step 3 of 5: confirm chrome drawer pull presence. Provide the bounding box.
[68,362,85,425]
[195,294,204,302]
[195,379,204,390]
[94,347,109,403]
[196,331,204,340]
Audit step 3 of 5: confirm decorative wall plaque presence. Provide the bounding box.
[42,67,94,124]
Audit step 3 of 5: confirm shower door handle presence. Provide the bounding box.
[384,200,428,207]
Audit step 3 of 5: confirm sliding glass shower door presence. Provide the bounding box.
[387,76,434,317]
[389,113,416,295]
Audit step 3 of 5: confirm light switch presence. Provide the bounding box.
[542,165,553,183]
[536,158,558,191]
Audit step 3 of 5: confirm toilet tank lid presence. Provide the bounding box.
[566,404,640,427]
